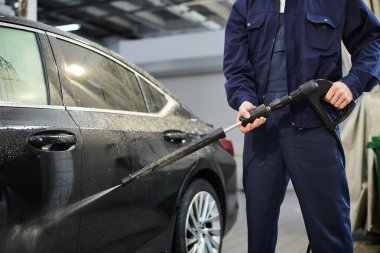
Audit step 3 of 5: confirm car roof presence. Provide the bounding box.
[0,15,180,101]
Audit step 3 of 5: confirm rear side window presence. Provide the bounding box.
[138,77,167,113]
[57,39,147,112]
[0,27,48,105]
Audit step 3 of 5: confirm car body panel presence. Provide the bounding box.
[0,107,83,253]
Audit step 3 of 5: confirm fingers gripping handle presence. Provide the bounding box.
[239,104,270,127]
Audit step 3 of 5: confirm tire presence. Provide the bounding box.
[174,179,224,253]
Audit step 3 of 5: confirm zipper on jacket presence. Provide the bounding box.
[260,3,281,104]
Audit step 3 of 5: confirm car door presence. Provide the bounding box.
[49,35,197,252]
[0,25,82,252]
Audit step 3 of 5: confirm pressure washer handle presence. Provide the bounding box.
[239,104,270,127]
[306,79,356,132]
[310,98,356,132]
[335,100,356,125]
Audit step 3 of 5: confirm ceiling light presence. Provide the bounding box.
[83,6,108,17]
[184,11,207,23]
[148,0,221,31]
[111,1,139,12]
[55,23,81,32]
[167,4,189,14]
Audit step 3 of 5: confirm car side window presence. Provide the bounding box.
[0,27,48,105]
[138,77,167,113]
[57,39,147,112]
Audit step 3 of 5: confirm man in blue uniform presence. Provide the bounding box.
[223,0,380,252]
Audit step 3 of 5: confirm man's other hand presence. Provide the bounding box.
[324,81,353,109]
[238,101,266,133]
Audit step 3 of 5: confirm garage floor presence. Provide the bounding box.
[223,190,380,253]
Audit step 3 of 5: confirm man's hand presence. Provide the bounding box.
[324,81,353,109]
[238,101,266,133]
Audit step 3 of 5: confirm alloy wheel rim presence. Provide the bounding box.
[185,191,221,253]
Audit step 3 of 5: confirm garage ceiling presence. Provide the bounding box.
[37,0,233,41]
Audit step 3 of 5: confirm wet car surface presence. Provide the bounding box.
[0,16,238,253]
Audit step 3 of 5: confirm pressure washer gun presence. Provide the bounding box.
[303,79,356,132]
[238,79,356,131]
[120,79,355,186]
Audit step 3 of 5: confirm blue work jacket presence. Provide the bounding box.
[224,0,380,128]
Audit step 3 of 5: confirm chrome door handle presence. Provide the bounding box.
[163,130,189,144]
[28,131,77,151]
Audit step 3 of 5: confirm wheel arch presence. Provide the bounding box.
[190,169,226,223]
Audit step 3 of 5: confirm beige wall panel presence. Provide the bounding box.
[372,0,380,18]
[366,0,380,18]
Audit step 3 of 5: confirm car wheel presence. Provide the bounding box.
[174,179,223,253]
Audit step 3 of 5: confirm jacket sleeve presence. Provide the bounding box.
[223,0,258,111]
[341,0,380,99]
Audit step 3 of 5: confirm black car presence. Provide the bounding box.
[0,16,238,253]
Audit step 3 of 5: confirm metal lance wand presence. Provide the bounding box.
[121,80,320,186]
